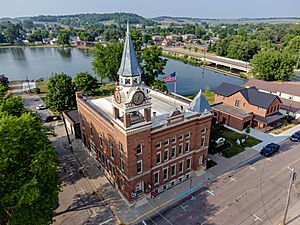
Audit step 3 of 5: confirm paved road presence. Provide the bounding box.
[142,141,300,225]
[162,47,249,72]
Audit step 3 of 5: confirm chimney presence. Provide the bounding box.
[153,111,157,117]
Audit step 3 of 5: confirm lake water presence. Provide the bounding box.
[0,47,244,95]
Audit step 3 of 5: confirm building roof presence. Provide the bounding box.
[188,89,211,113]
[65,110,80,123]
[253,112,285,124]
[212,103,252,119]
[246,79,300,97]
[280,98,300,113]
[215,82,281,109]
[214,82,244,97]
[239,86,280,109]
[117,22,142,77]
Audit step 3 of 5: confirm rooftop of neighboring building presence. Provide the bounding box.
[215,82,281,109]
[246,79,300,97]
[64,110,80,124]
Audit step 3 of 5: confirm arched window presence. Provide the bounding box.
[136,144,142,155]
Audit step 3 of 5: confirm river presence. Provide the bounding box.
[0,47,244,95]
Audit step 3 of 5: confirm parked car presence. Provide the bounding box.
[43,116,61,123]
[260,143,280,157]
[36,104,47,110]
[215,137,225,146]
[290,131,300,142]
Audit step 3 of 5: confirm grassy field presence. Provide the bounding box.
[220,128,261,158]
[183,89,215,104]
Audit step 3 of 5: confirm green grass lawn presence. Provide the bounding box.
[183,90,215,104]
[36,81,48,104]
[219,128,261,158]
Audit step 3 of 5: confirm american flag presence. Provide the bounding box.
[162,72,176,82]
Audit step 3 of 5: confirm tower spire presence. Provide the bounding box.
[117,22,142,79]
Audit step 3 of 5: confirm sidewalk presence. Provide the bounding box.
[70,135,262,224]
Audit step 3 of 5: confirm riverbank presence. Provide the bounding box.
[162,52,248,80]
[0,44,94,49]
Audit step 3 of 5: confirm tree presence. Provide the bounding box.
[58,29,71,46]
[0,96,26,117]
[92,42,123,82]
[0,113,59,225]
[74,72,98,94]
[245,125,251,139]
[151,80,167,92]
[250,49,296,81]
[47,73,75,112]
[141,46,167,87]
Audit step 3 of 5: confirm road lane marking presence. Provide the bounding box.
[206,190,215,196]
[253,214,262,222]
[142,220,147,225]
[90,208,98,218]
[191,195,196,201]
[78,187,85,194]
[180,204,189,212]
[266,158,272,162]
[230,177,237,182]
[99,218,113,225]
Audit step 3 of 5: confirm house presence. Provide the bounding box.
[50,38,59,45]
[76,24,212,202]
[182,34,197,42]
[246,79,300,119]
[166,34,181,43]
[212,82,284,131]
[161,39,172,46]
[151,35,165,44]
[62,110,81,139]
[42,38,51,45]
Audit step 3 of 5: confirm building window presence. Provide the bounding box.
[121,159,125,172]
[179,161,184,174]
[136,144,142,155]
[125,79,130,84]
[171,164,176,177]
[187,158,191,170]
[133,78,138,84]
[235,100,240,107]
[110,140,114,159]
[164,149,169,161]
[185,141,190,152]
[90,124,93,138]
[270,107,273,112]
[156,142,161,149]
[163,168,168,181]
[186,173,190,179]
[178,143,183,155]
[277,105,280,110]
[154,171,160,185]
[267,108,269,114]
[186,131,190,138]
[201,128,206,134]
[201,136,206,147]
[243,103,246,107]
[156,152,161,164]
[179,134,183,141]
[119,142,123,152]
[164,139,169,146]
[172,136,176,143]
[137,160,142,174]
[171,146,176,158]
[99,134,103,148]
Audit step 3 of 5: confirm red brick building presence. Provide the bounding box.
[76,24,213,202]
[212,82,284,131]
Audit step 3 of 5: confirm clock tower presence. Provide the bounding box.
[112,22,151,128]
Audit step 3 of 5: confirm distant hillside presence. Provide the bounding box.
[153,16,300,25]
[0,13,157,26]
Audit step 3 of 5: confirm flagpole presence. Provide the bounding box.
[173,75,177,108]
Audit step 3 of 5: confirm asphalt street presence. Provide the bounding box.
[141,141,300,225]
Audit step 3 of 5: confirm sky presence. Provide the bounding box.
[1,0,300,19]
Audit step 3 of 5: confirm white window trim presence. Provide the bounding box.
[164,149,169,161]
[171,146,176,158]
[201,127,206,134]
[137,160,143,174]
[179,160,184,174]
[110,140,114,159]
[156,142,161,149]
[172,136,176,143]
[163,167,169,181]
[185,141,190,152]
[187,157,192,170]
[136,144,142,155]
[164,139,169,147]
[178,143,183,155]
[121,159,125,172]
[179,134,183,141]
[186,131,191,138]
[201,136,206,147]
[171,164,176,177]
[156,152,161,165]
[154,171,160,185]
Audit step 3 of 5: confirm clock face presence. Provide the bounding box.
[114,90,121,104]
[132,91,145,105]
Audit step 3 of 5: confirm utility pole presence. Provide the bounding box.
[282,167,297,225]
